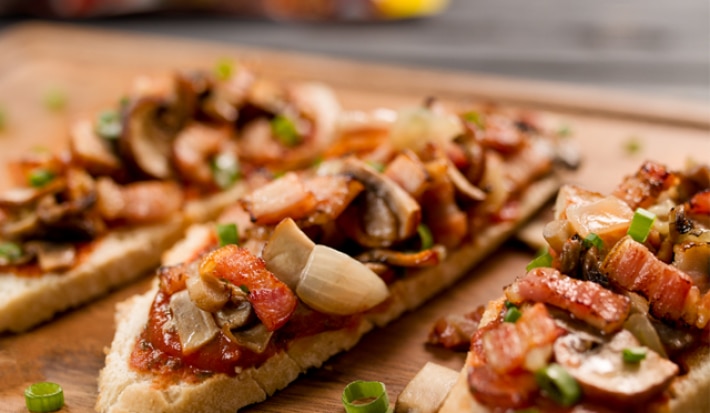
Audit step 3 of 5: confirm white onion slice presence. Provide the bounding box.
[169,289,220,355]
[297,245,389,315]
[262,218,315,290]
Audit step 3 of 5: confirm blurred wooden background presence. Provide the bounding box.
[1,0,708,102]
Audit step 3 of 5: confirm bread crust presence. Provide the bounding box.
[437,303,710,413]
[0,182,247,333]
[97,175,560,413]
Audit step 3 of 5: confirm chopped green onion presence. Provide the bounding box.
[210,152,240,189]
[0,241,22,261]
[270,115,301,147]
[25,382,64,413]
[96,110,123,140]
[239,284,250,295]
[216,223,239,247]
[557,124,572,138]
[582,233,604,250]
[214,58,234,80]
[504,307,522,323]
[342,380,390,413]
[119,96,130,109]
[623,137,642,155]
[366,160,386,173]
[462,111,485,129]
[535,363,581,407]
[622,347,647,363]
[311,155,324,168]
[504,300,516,309]
[417,223,433,250]
[627,208,656,243]
[28,169,55,188]
[526,250,553,272]
[43,88,66,111]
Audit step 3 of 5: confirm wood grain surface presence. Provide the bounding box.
[0,22,708,413]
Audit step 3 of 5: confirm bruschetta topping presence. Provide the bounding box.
[506,267,631,334]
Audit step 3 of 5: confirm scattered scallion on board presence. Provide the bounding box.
[623,136,643,155]
[342,380,391,413]
[43,88,66,112]
[216,223,239,247]
[214,58,234,81]
[627,208,656,243]
[24,382,64,413]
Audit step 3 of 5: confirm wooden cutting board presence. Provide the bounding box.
[0,22,708,413]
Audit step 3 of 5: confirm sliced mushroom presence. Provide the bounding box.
[338,157,421,243]
[673,241,710,292]
[214,300,253,331]
[69,118,121,175]
[0,179,66,210]
[120,98,177,179]
[24,241,77,272]
[553,330,678,407]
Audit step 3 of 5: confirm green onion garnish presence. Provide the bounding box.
[239,284,250,295]
[43,88,66,112]
[582,233,604,250]
[25,382,64,413]
[535,363,581,407]
[623,137,642,155]
[0,241,22,261]
[214,58,234,80]
[96,110,123,140]
[622,347,647,363]
[627,208,656,243]
[462,111,485,129]
[417,223,433,250]
[210,152,241,189]
[526,250,553,272]
[504,307,522,323]
[342,380,390,413]
[28,169,55,188]
[216,223,239,247]
[557,124,572,138]
[270,115,301,147]
[366,160,386,173]
[504,300,516,309]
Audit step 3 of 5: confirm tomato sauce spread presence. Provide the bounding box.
[129,290,360,384]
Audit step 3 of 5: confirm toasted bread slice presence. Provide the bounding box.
[97,175,560,413]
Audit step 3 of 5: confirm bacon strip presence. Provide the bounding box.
[601,236,709,329]
[506,267,631,334]
[612,161,675,210]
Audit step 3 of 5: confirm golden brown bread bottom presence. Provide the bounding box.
[437,298,710,413]
[96,175,561,413]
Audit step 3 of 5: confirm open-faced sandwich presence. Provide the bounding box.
[96,101,576,412]
[435,160,710,413]
[0,64,341,333]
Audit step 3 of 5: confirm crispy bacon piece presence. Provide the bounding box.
[602,236,710,329]
[688,189,710,215]
[428,306,485,351]
[241,172,317,225]
[467,303,562,409]
[199,244,297,331]
[506,267,631,334]
[612,161,676,210]
[301,175,364,225]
